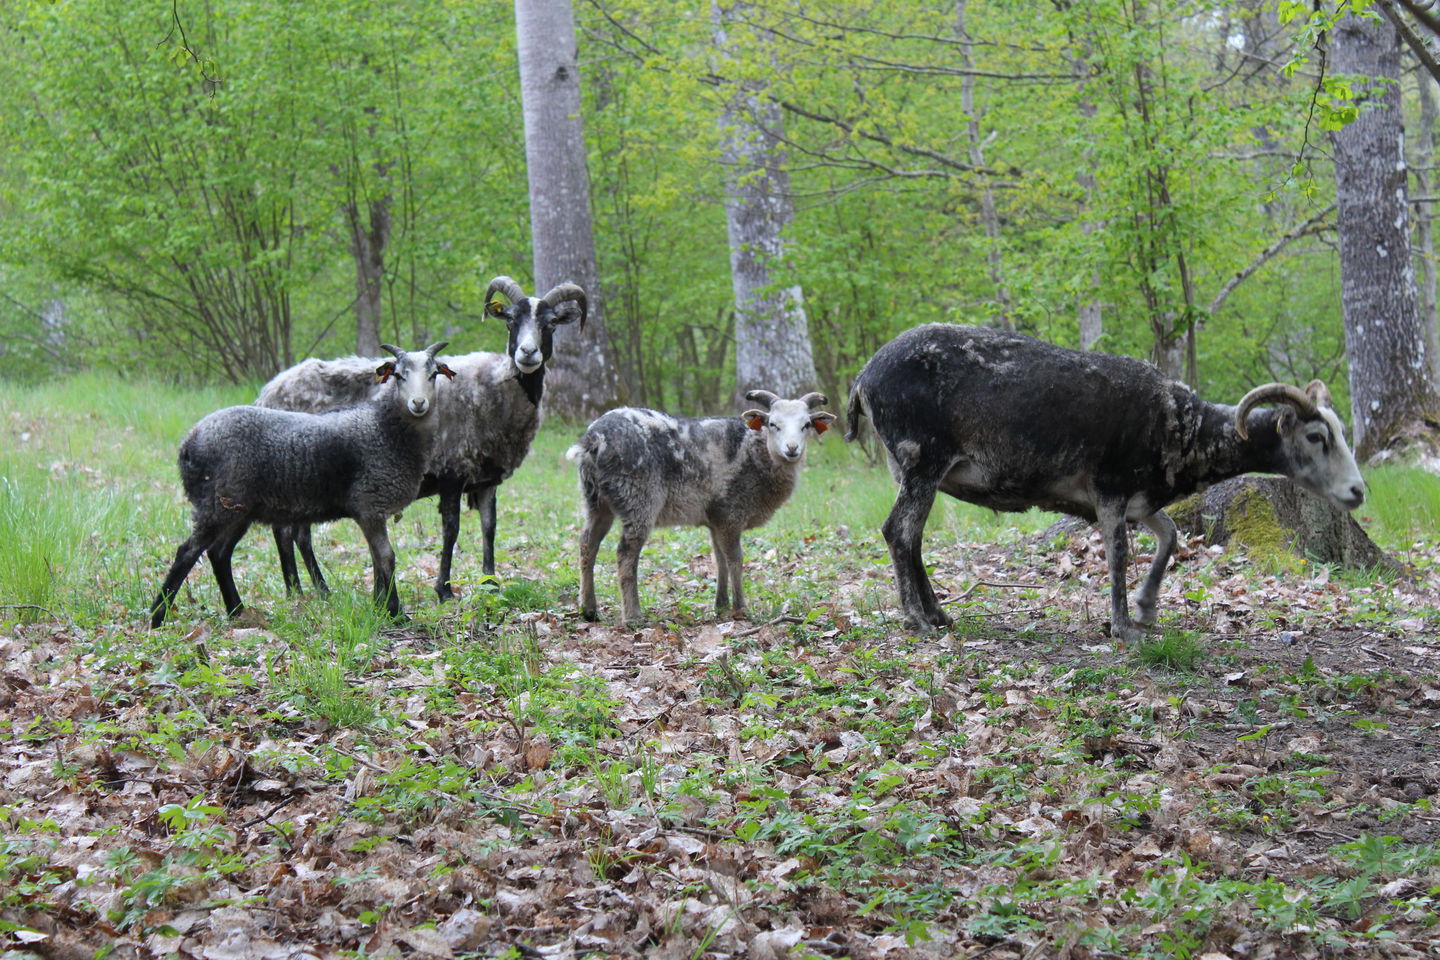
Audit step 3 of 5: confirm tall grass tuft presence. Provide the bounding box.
[1358,464,1440,556]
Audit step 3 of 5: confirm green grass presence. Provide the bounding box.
[1355,462,1440,556]
[0,370,1421,634]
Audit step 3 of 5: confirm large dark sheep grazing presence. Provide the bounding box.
[846,324,1366,641]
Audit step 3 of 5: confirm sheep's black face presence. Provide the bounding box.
[489,297,584,375]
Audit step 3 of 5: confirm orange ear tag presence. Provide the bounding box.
[813,418,830,435]
[747,415,765,431]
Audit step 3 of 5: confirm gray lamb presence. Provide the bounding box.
[570,390,836,625]
[255,277,586,600]
[150,343,454,628]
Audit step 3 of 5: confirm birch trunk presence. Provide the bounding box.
[515,0,619,418]
[1329,14,1440,460]
[714,1,817,403]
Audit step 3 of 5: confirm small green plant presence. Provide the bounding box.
[1134,630,1203,671]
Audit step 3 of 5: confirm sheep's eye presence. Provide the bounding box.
[1307,432,1328,451]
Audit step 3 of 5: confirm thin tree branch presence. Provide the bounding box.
[1207,204,1337,317]
[1377,0,1440,85]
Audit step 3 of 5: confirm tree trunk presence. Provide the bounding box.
[1416,65,1440,386]
[714,1,818,404]
[514,0,619,418]
[347,194,390,357]
[1170,477,1393,573]
[1330,14,1440,461]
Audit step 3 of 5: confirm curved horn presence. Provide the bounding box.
[744,389,780,409]
[797,391,828,409]
[541,282,588,331]
[1234,382,1318,440]
[379,343,404,359]
[424,341,449,357]
[484,276,527,309]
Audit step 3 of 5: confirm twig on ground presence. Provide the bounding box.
[943,580,1041,605]
[0,603,61,619]
[733,614,804,638]
[237,794,300,829]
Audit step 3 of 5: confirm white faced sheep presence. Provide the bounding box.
[255,277,586,600]
[569,391,837,625]
[846,324,1367,641]
[150,343,455,628]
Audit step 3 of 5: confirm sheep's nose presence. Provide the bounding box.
[1349,484,1365,506]
[785,443,800,458]
[410,398,430,416]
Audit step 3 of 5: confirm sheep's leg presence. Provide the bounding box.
[881,462,951,631]
[476,485,498,577]
[615,521,652,626]
[708,527,730,612]
[294,525,329,596]
[1097,499,1142,643]
[356,516,401,619]
[207,523,251,619]
[435,480,465,602]
[1133,510,1178,628]
[579,506,614,622]
[151,523,224,628]
[711,527,744,617]
[273,524,303,597]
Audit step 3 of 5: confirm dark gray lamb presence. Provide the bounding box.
[846,323,1366,641]
[256,276,586,599]
[150,343,454,628]
[569,391,837,625]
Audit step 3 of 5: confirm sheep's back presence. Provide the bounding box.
[428,352,540,484]
[256,356,379,413]
[577,409,755,527]
[179,405,429,525]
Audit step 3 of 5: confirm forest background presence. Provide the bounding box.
[4,0,1438,450]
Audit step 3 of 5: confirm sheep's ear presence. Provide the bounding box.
[437,363,457,380]
[743,409,767,431]
[1304,379,1332,408]
[485,299,507,318]
[812,412,836,435]
[552,301,584,326]
[1276,406,1297,434]
[375,361,397,383]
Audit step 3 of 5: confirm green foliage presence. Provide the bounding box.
[0,0,1355,416]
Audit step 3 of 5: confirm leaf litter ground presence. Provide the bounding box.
[3,524,1439,960]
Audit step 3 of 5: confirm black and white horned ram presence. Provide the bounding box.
[846,324,1366,641]
[255,277,586,600]
[569,391,837,625]
[151,343,454,628]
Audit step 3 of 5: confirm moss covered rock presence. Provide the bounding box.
[1170,476,1393,573]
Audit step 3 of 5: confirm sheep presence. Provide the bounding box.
[150,343,455,628]
[569,390,837,625]
[845,323,1366,641]
[256,276,586,600]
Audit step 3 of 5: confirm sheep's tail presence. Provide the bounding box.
[844,381,867,444]
[564,442,586,464]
